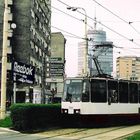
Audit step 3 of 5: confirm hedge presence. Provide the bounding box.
[10,103,61,131]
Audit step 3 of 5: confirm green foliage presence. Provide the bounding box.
[0,116,12,127]
[126,132,140,140]
[10,103,80,131]
[10,103,61,131]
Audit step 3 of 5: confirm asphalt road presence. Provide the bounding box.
[0,128,47,140]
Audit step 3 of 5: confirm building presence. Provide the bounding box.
[91,41,113,76]
[46,32,66,102]
[0,0,51,104]
[78,29,113,77]
[116,56,140,81]
[78,41,85,75]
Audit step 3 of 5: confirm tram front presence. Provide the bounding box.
[61,77,89,114]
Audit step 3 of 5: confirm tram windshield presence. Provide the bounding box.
[63,79,83,102]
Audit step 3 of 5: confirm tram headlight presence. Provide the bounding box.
[74,109,80,114]
[61,109,68,114]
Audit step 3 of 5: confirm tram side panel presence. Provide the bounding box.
[62,78,140,115]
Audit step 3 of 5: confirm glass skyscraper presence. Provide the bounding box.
[78,29,113,77]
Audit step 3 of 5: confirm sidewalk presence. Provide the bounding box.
[0,127,19,133]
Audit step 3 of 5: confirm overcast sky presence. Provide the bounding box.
[51,0,140,77]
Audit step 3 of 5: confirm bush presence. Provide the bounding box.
[10,103,82,131]
[10,103,61,131]
[0,116,12,127]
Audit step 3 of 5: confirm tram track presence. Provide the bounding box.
[37,128,88,139]
[37,125,130,140]
[77,124,140,140]
[1,124,140,140]
[68,126,127,140]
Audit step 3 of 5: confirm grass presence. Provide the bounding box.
[0,116,12,128]
[125,132,140,140]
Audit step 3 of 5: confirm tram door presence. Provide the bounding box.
[108,80,118,105]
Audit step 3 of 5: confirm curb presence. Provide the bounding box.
[0,127,19,133]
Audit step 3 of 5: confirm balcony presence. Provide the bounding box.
[8,13,13,21]
[8,29,13,37]
[7,0,13,5]
[7,46,12,54]
[7,63,12,70]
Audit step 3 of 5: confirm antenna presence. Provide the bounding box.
[94,6,97,30]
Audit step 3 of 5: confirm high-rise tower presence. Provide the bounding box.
[0,0,51,103]
[78,28,113,76]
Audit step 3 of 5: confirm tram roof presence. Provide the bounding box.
[65,76,140,83]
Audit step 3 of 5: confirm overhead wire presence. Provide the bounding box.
[113,43,140,56]
[56,0,140,77]
[114,47,140,55]
[77,10,140,47]
[1,1,140,51]
[51,25,84,40]
[53,0,138,59]
[52,5,82,22]
[52,5,94,30]
[56,0,140,60]
[0,2,136,46]
[91,0,140,36]
[0,4,86,41]
[56,0,140,47]
[1,1,140,46]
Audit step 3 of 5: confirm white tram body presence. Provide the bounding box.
[61,77,140,116]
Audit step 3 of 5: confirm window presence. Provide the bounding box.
[39,22,42,29]
[138,84,140,103]
[129,83,138,103]
[38,7,41,13]
[119,81,128,103]
[82,80,90,102]
[31,9,35,18]
[63,79,82,102]
[108,80,118,103]
[91,79,107,102]
[30,60,33,65]
[36,1,39,9]
[7,54,12,63]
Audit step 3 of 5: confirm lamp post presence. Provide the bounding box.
[1,0,8,119]
[67,6,88,76]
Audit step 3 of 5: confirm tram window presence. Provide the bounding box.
[91,79,107,102]
[67,84,82,102]
[108,80,118,103]
[82,80,90,102]
[63,80,82,102]
[138,84,140,103]
[119,82,128,103]
[129,83,138,103]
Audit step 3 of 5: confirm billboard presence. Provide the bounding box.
[12,61,35,84]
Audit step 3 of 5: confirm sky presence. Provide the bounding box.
[51,0,140,77]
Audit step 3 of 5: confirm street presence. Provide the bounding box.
[0,128,47,140]
[1,124,140,140]
[0,127,72,140]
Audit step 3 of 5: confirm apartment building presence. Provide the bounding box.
[116,56,140,81]
[0,0,51,103]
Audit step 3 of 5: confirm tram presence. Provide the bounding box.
[61,77,140,117]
